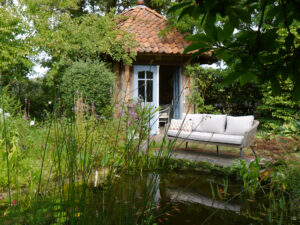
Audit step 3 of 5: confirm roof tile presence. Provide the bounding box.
[119,6,188,55]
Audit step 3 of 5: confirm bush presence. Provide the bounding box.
[10,77,53,120]
[61,60,115,115]
[186,65,299,135]
[0,86,21,116]
[185,64,218,114]
[186,65,262,115]
[258,79,300,135]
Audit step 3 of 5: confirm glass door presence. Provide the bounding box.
[134,65,159,134]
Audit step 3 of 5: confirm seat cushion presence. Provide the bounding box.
[182,113,204,131]
[210,133,244,145]
[225,116,254,135]
[195,114,227,134]
[167,131,244,145]
[189,132,244,145]
[189,132,216,142]
[169,119,192,132]
[167,130,192,139]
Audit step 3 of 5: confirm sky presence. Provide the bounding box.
[28,52,50,79]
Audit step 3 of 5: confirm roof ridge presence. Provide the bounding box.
[118,6,142,27]
[121,6,166,21]
[144,7,167,21]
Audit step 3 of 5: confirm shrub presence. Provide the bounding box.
[10,77,53,120]
[258,79,300,135]
[61,60,115,115]
[185,65,218,114]
[186,65,262,115]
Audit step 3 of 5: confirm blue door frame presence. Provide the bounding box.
[173,67,181,119]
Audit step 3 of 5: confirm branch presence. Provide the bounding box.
[281,0,296,51]
[255,2,266,54]
[253,2,267,77]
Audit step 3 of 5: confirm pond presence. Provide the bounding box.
[89,170,298,225]
[0,170,298,224]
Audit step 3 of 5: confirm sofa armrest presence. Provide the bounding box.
[241,120,259,147]
[165,122,170,134]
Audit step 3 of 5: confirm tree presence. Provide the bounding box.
[22,0,137,84]
[0,4,33,85]
[168,0,300,100]
[35,0,173,16]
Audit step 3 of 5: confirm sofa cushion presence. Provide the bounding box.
[189,132,216,142]
[191,132,244,144]
[167,131,244,145]
[167,130,191,138]
[195,114,227,134]
[182,113,204,131]
[209,133,244,145]
[225,116,254,135]
[169,119,192,132]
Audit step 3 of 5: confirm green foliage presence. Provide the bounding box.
[258,79,300,135]
[30,0,173,15]
[11,77,53,120]
[185,65,298,134]
[0,91,170,223]
[186,65,263,115]
[61,60,115,115]
[0,87,21,116]
[0,88,23,189]
[168,0,300,100]
[239,158,262,196]
[0,4,33,85]
[238,158,300,223]
[22,1,137,84]
[185,64,218,113]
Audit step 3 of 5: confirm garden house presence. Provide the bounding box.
[115,1,214,134]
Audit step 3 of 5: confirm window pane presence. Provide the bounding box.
[138,71,145,79]
[146,71,153,79]
[146,80,153,102]
[138,80,145,101]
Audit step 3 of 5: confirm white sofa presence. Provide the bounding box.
[166,114,259,158]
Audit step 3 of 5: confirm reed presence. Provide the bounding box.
[0,87,298,224]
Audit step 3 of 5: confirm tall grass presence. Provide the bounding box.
[0,87,174,224]
[0,87,11,206]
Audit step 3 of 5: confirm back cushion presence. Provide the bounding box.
[225,116,254,135]
[195,114,227,134]
[169,119,192,132]
[182,114,203,131]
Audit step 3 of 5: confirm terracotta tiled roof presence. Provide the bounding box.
[118,6,189,55]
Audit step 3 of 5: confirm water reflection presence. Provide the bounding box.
[166,187,241,213]
[151,171,254,225]
[1,170,297,225]
[147,173,160,204]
